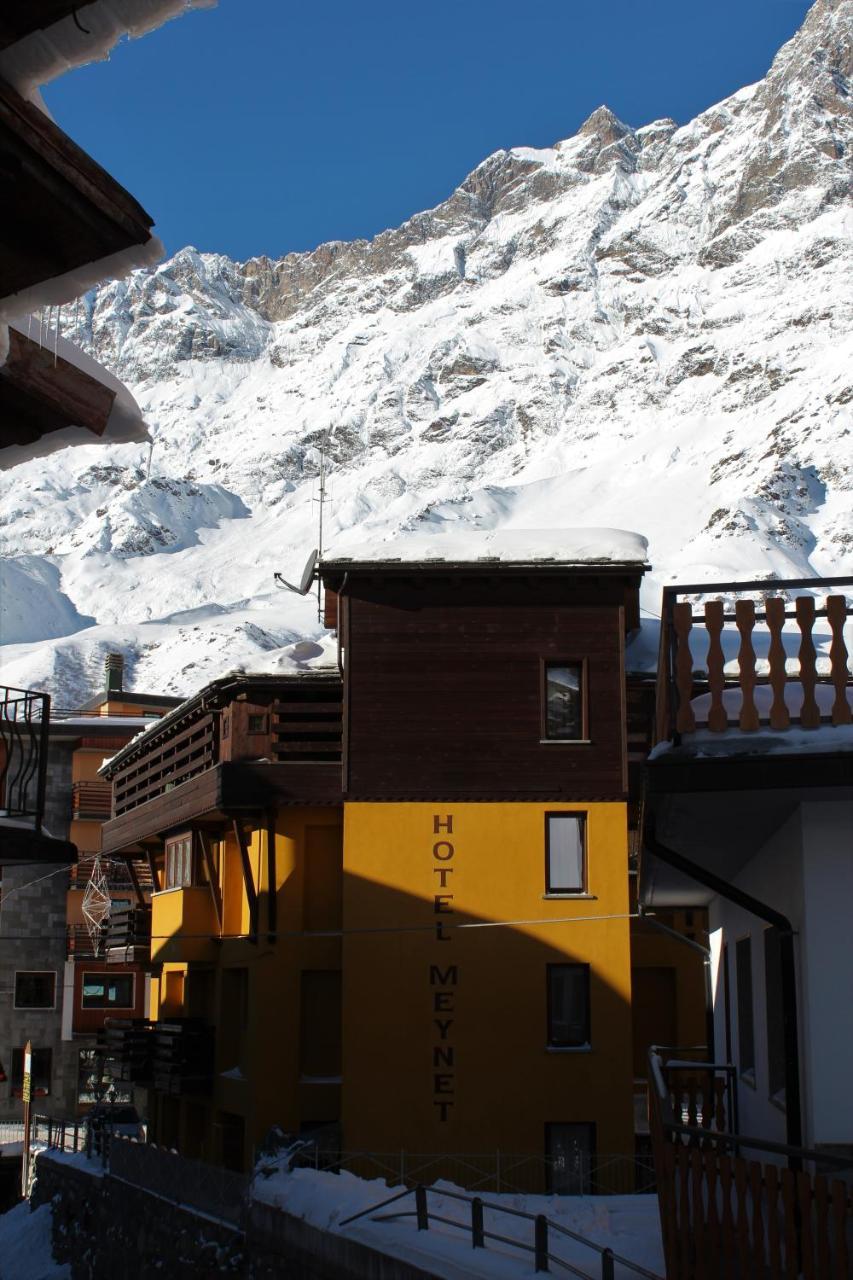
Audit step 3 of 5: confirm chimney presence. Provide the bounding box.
[104,653,124,696]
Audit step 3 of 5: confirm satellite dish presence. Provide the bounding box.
[273,548,319,596]
[299,548,319,594]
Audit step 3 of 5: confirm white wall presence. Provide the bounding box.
[800,799,853,1146]
[709,807,805,1147]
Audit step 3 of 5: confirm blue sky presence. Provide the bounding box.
[43,0,812,262]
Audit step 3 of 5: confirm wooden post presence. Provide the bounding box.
[795,596,819,728]
[673,602,696,734]
[231,819,259,940]
[415,1184,429,1231]
[601,1248,615,1280]
[198,831,223,933]
[765,596,791,730]
[534,1215,549,1272]
[735,599,759,731]
[826,595,852,725]
[471,1197,485,1248]
[266,811,277,942]
[704,601,728,732]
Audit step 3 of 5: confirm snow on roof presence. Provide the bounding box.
[0,1,216,106]
[0,237,165,327]
[0,320,151,468]
[323,527,649,567]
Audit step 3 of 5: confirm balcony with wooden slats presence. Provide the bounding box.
[655,578,852,747]
[71,780,113,820]
[111,711,217,817]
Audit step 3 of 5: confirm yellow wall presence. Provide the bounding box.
[342,802,635,1162]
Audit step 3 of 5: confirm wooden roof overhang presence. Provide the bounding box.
[640,750,853,908]
[101,760,342,857]
[0,4,87,49]
[0,324,115,447]
[0,73,154,304]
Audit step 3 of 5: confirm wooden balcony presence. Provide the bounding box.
[112,710,217,817]
[71,780,112,819]
[105,904,151,966]
[656,577,852,745]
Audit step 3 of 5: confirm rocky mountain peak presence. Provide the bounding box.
[1,0,851,704]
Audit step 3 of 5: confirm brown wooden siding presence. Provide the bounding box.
[342,580,629,799]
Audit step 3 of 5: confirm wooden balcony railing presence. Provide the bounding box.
[112,711,217,816]
[0,685,49,827]
[648,1047,853,1279]
[656,577,852,743]
[70,853,154,893]
[97,1017,214,1094]
[71,780,113,819]
[270,690,342,763]
[105,904,151,965]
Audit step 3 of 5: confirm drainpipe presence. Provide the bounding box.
[637,906,715,1059]
[644,830,803,1152]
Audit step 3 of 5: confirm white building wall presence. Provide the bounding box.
[800,799,853,1147]
[709,808,805,1147]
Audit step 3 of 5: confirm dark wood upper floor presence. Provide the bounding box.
[322,562,646,801]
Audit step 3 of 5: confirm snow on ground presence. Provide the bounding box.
[0,1203,69,1280]
[252,1165,664,1280]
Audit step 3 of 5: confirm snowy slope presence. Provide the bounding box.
[1,0,851,704]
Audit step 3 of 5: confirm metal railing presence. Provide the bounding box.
[0,686,50,827]
[107,1136,248,1227]
[288,1147,655,1197]
[339,1182,663,1279]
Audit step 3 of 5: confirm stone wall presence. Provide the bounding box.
[33,1153,441,1280]
[0,740,80,1122]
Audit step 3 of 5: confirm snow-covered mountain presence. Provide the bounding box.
[1,0,851,705]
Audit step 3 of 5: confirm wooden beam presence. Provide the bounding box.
[145,848,159,892]
[265,812,277,943]
[231,818,258,941]
[198,830,223,935]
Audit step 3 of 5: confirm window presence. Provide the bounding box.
[545,1122,596,1194]
[165,833,193,888]
[735,937,755,1078]
[81,973,134,1009]
[542,662,585,740]
[14,971,56,1009]
[247,713,266,733]
[77,1049,131,1105]
[545,813,586,894]
[764,928,785,1103]
[11,1047,51,1097]
[547,963,590,1048]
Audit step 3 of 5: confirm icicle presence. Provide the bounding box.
[54,304,61,366]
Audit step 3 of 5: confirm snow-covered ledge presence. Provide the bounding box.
[0,235,165,325]
[0,1,216,109]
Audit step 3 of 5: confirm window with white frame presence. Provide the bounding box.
[545,813,586,895]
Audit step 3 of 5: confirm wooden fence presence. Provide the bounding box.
[649,1050,853,1279]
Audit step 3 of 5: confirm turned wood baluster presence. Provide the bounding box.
[736,600,760,731]
[826,595,852,726]
[714,1076,727,1131]
[705,601,727,732]
[673,602,696,734]
[766,597,790,730]
[796,596,820,729]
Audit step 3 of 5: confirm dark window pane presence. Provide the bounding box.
[14,972,55,1009]
[736,937,755,1075]
[547,964,590,1047]
[248,714,265,732]
[11,1047,52,1092]
[764,928,785,1102]
[546,814,585,893]
[544,664,583,740]
[545,1122,596,1194]
[81,973,134,1008]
